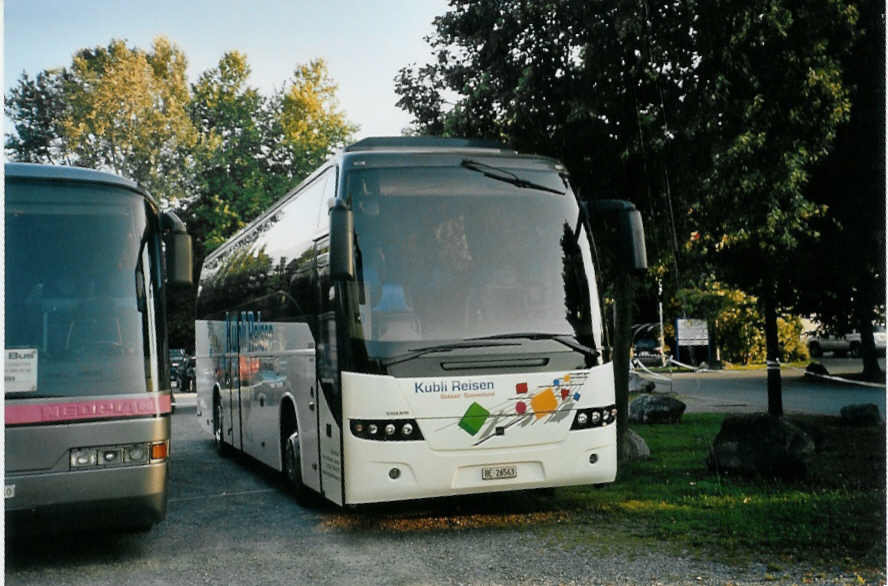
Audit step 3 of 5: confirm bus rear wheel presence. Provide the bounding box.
[213,395,231,457]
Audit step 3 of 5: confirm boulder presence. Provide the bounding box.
[840,403,883,426]
[620,428,650,461]
[628,394,686,424]
[805,362,830,378]
[707,413,815,480]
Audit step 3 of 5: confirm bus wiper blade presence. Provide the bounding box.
[461,159,565,195]
[382,340,521,367]
[470,333,600,359]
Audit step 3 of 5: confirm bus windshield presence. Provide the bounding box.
[347,164,604,359]
[5,180,163,398]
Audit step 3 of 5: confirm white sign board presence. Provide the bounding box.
[5,349,38,393]
[676,319,709,346]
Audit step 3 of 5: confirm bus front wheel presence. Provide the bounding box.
[283,430,315,505]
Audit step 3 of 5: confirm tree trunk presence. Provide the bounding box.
[613,270,634,471]
[855,291,882,381]
[763,292,783,417]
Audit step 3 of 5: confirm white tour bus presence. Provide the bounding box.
[195,137,645,506]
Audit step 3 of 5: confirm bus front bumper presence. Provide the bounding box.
[5,462,168,533]
[343,425,616,505]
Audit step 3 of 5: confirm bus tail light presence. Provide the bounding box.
[570,405,617,430]
[350,419,424,441]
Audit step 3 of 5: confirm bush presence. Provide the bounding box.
[676,282,809,364]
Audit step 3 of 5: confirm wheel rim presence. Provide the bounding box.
[285,432,300,485]
[214,401,224,446]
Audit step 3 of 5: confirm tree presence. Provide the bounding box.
[277,59,358,181]
[396,0,861,422]
[687,0,858,413]
[62,37,196,205]
[5,69,72,164]
[796,0,885,381]
[395,1,697,460]
[185,51,275,260]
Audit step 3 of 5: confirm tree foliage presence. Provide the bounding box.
[795,0,885,379]
[185,51,274,258]
[677,282,809,364]
[395,0,865,415]
[5,69,72,164]
[5,40,358,350]
[278,59,359,180]
[63,38,197,203]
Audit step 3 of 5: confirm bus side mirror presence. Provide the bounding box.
[162,212,193,287]
[585,199,648,272]
[621,209,647,271]
[329,202,355,281]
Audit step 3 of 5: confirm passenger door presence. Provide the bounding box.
[315,235,344,505]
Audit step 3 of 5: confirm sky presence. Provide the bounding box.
[4,0,451,139]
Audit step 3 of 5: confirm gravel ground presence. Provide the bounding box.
[6,395,883,586]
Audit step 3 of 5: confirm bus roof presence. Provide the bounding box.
[344,136,514,153]
[5,162,154,202]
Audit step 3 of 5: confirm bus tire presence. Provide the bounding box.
[213,393,232,457]
[283,427,316,505]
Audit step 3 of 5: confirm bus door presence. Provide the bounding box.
[225,312,243,451]
[315,235,343,505]
[274,248,321,492]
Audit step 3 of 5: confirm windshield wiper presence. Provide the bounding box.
[382,340,521,367]
[469,332,600,360]
[461,159,566,195]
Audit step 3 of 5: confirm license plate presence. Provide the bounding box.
[481,464,517,481]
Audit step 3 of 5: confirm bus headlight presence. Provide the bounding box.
[570,405,617,430]
[350,419,424,441]
[69,442,159,470]
[70,448,98,468]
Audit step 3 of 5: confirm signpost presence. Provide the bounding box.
[676,319,710,366]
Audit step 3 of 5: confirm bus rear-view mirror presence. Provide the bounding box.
[330,203,355,281]
[162,212,193,287]
[621,208,647,271]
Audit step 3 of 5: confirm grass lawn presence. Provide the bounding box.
[555,413,886,575]
[329,413,885,580]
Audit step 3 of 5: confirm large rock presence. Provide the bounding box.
[707,414,815,480]
[628,394,686,424]
[805,362,830,378]
[620,428,650,461]
[840,403,883,426]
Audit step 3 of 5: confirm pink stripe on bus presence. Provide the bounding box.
[5,394,172,425]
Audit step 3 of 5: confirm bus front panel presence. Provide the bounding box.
[4,174,171,530]
[341,366,616,504]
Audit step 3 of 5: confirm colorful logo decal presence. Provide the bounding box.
[458,402,490,435]
[444,372,589,445]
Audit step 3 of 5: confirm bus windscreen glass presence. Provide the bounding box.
[5,180,163,398]
[347,165,604,358]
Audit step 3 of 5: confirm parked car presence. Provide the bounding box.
[169,348,186,387]
[181,357,196,392]
[806,326,886,358]
[631,323,664,366]
[846,325,887,357]
[633,337,664,366]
